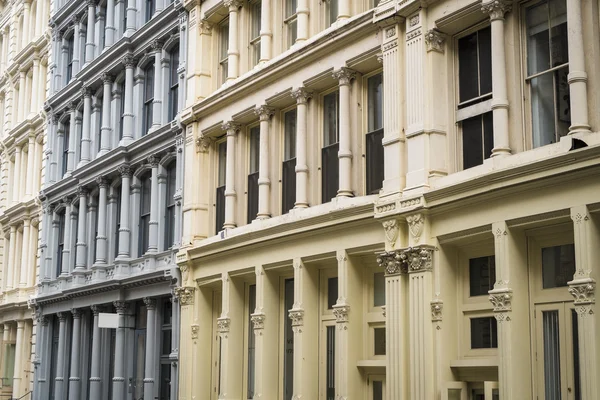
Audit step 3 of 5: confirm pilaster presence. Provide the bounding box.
[143,298,156,400]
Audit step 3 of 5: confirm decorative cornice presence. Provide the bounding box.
[424,29,445,53]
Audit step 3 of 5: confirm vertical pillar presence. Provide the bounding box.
[19,219,30,287]
[79,87,92,167]
[173,137,183,248]
[11,320,25,398]
[105,0,115,47]
[174,285,195,400]
[68,309,82,400]
[225,0,242,82]
[60,197,72,276]
[147,156,159,254]
[143,298,156,400]
[40,205,53,282]
[71,16,80,75]
[89,306,102,400]
[337,0,350,21]
[482,1,511,156]
[49,115,59,184]
[333,67,355,197]
[95,177,108,264]
[259,0,271,62]
[27,218,39,286]
[120,55,135,145]
[291,88,312,208]
[35,315,50,400]
[566,0,591,134]
[61,35,69,86]
[290,258,318,399]
[12,146,21,203]
[6,225,16,289]
[53,31,63,91]
[31,56,40,114]
[22,1,31,47]
[18,70,26,122]
[125,0,137,35]
[112,301,128,400]
[222,121,239,229]
[255,105,274,219]
[85,0,96,65]
[25,135,35,197]
[99,73,112,156]
[117,165,131,258]
[54,312,67,400]
[74,187,88,271]
[568,206,598,399]
[66,106,77,176]
[296,0,309,43]
[151,41,163,129]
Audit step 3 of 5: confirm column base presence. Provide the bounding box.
[76,160,90,168]
[491,146,511,157]
[91,264,108,283]
[336,190,354,198]
[71,269,88,286]
[568,124,592,135]
[97,149,109,158]
[294,202,309,209]
[118,137,135,147]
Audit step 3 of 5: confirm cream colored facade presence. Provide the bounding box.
[178,0,600,399]
[0,0,50,399]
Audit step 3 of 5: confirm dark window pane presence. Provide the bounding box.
[321,143,339,203]
[373,272,385,307]
[571,309,581,400]
[323,91,339,146]
[249,127,260,174]
[462,116,483,169]
[483,111,494,160]
[469,256,496,297]
[247,172,259,223]
[327,277,338,309]
[366,129,384,194]
[458,32,479,103]
[367,73,383,132]
[326,325,335,400]
[542,244,575,289]
[542,310,562,397]
[282,158,296,214]
[247,285,256,399]
[470,317,498,349]
[284,279,294,400]
[215,186,225,234]
[374,327,386,355]
[373,380,383,400]
[284,109,297,160]
[478,27,492,96]
[218,142,227,186]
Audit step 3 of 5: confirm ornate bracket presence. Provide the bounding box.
[174,286,195,306]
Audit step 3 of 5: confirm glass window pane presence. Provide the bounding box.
[542,310,562,399]
[286,0,297,18]
[247,284,256,399]
[218,142,227,187]
[326,325,335,400]
[372,380,383,400]
[367,73,383,132]
[249,127,260,174]
[469,255,496,297]
[328,0,338,26]
[373,272,385,307]
[470,317,498,349]
[483,111,494,160]
[462,115,483,169]
[374,327,386,355]
[458,32,479,103]
[284,279,294,400]
[478,26,492,96]
[542,244,575,289]
[530,73,556,148]
[284,109,297,160]
[251,3,261,39]
[571,309,581,400]
[327,277,338,309]
[447,389,463,400]
[288,18,297,48]
[220,21,229,61]
[323,91,339,146]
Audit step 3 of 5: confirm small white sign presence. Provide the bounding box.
[98,312,119,329]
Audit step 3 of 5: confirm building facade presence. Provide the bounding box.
[177,1,600,400]
[31,0,187,399]
[0,0,50,398]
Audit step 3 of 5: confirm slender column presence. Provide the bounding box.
[6,225,16,289]
[117,165,131,258]
[19,219,30,287]
[89,306,102,400]
[147,156,159,253]
[85,0,97,64]
[61,197,73,276]
[27,218,39,286]
[481,1,511,156]
[66,106,77,175]
[99,73,112,156]
[112,301,128,400]
[337,0,350,21]
[296,0,309,43]
[333,67,355,197]
[74,187,88,272]
[78,87,92,167]
[71,17,80,75]
[12,145,21,203]
[53,32,63,90]
[225,0,242,82]
[67,309,82,400]
[61,35,69,86]
[259,0,271,62]
[291,88,312,208]
[105,0,116,47]
[22,1,31,47]
[25,135,35,197]
[18,70,26,122]
[54,312,67,400]
[49,115,59,184]
[125,0,137,35]
[48,210,60,280]
[41,205,54,282]
[120,55,135,145]
[35,316,50,400]
[143,298,156,400]
[150,41,163,129]
[222,121,240,229]
[31,57,40,113]
[11,320,25,398]
[94,177,108,264]
[173,137,183,248]
[255,106,274,219]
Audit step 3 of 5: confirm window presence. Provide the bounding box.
[159,299,173,400]
[283,278,294,400]
[373,272,385,307]
[2,342,15,387]
[320,270,337,399]
[469,256,496,297]
[366,73,384,194]
[525,0,569,148]
[133,302,147,399]
[143,63,155,135]
[322,91,339,203]
[66,35,74,82]
[284,0,297,48]
[247,285,256,399]
[96,99,103,152]
[282,109,297,213]
[470,317,497,349]
[326,325,335,400]
[119,81,125,141]
[373,327,386,355]
[56,211,66,277]
[145,0,155,22]
[457,26,493,169]
[250,2,261,66]
[247,127,260,223]
[215,141,227,234]
[326,0,338,27]
[165,162,177,249]
[327,277,338,309]
[62,120,70,176]
[114,186,121,258]
[219,20,230,84]
[169,47,179,121]
[138,172,151,256]
[541,244,575,289]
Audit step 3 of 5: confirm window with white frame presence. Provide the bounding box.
[215,141,227,234]
[365,72,384,194]
[320,270,337,400]
[145,0,156,23]
[66,34,74,82]
[456,25,493,170]
[250,1,261,66]
[138,171,151,257]
[143,63,155,135]
[62,119,70,176]
[247,126,260,223]
[284,0,297,48]
[524,0,569,148]
[282,108,297,214]
[168,46,179,121]
[219,19,230,84]
[56,210,66,278]
[325,0,338,28]
[164,161,176,249]
[322,90,339,203]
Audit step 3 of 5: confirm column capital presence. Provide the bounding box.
[174,286,195,305]
[222,121,241,135]
[250,312,265,330]
[376,250,406,276]
[254,105,275,121]
[217,317,231,333]
[333,67,356,86]
[81,86,92,98]
[568,280,596,309]
[96,176,108,188]
[332,304,350,323]
[100,72,113,84]
[71,308,82,319]
[90,304,103,316]
[288,308,304,327]
[147,155,159,167]
[424,29,445,53]
[196,134,214,153]
[118,164,132,177]
[77,185,88,197]
[150,39,164,52]
[143,297,157,309]
[121,54,136,68]
[57,312,67,322]
[86,0,98,6]
[488,288,513,312]
[70,14,80,26]
[291,87,313,104]
[481,0,511,20]
[199,20,213,35]
[62,195,73,206]
[224,0,243,10]
[113,301,128,313]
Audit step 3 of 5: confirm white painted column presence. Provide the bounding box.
[31,56,40,114]
[143,298,156,400]
[482,1,511,156]
[98,73,112,156]
[71,17,81,75]
[61,198,73,276]
[27,218,38,286]
[74,187,88,272]
[79,87,92,167]
[120,55,135,145]
[255,105,274,219]
[22,1,31,47]
[66,107,77,176]
[222,121,239,229]
[116,165,131,259]
[25,135,35,198]
[332,251,352,398]
[296,0,309,43]
[150,41,163,130]
[6,225,16,289]
[105,0,116,47]
[18,70,26,122]
[112,301,128,400]
[225,0,242,82]
[566,0,591,134]
[291,88,312,208]
[333,67,355,197]
[85,0,96,65]
[173,137,184,248]
[68,309,82,400]
[125,0,136,35]
[12,146,21,203]
[19,219,30,287]
[54,312,67,400]
[95,177,108,264]
[88,305,102,400]
[259,0,271,62]
[147,156,159,254]
[11,320,25,399]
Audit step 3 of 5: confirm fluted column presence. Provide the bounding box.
[95,177,108,264]
[481,1,511,156]
[125,0,137,35]
[85,0,97,65]
[12,145,21,203]
[120,55,135,145]
[74,187,88,272]
[334,67,355,197]
[105,0,115,47]
[99,73,112,156]
[25,135,35,197]
[225,0,242,82]
[89,306,102,400]
[6,225,16,289]
[255,106,274,219]
[78,87,92,167]
[151,41,163,129]
[61,197,72,276]
[143,298,156,400]
[11,320,25,398]
[291,88,312,208]
[68,309,82,400]
[296,0,309,43]
[112,301,128,400]
[147,156,159,254]
[222,121,239,229]
[54,312,67,400]
[19,219,30,287]
[117,165,131,258]
[259,0,271,62]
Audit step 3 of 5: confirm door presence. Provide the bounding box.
[534,302,580,400]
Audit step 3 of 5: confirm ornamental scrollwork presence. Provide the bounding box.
[376,250,406,276]
[196,134,214,153]
[217,317,230,334]
[406,213,424,242]
[382,219,399,247]
[431,299,443,322]
[191,324,199,340]
[489,289,512,312]
[425,29,445,53]
[400,246,434,273]
[251,312,265,330]
[332,304,350,323]
[568,281,595,305]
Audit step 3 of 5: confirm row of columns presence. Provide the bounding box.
[3,218,39,291]
[9,137,42,204]
[218,68,355,229]
[0,320,30,399]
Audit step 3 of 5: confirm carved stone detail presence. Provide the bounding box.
[291,87,313,104]
[174,287,195,305]
[489,289,512,312]
[222,121,241,134]
[332,304,350,323]
[122,54,136,67]
[333,67,356,86]
[191,324,199,339]
[251,312,265,330]
[431,299,443,322]
[196,134,214,153]
[568,281,595,305]
[217,317,230,333]
[143,297,156,309]
[425,29,445,53]
[376,250,406,276]
[481,0,512,21]
[118,164,132,177]
[254,105,275,121]
[288,308,304,327]
[400,246,434,273]
[382,219,399,247]
[113,301,128,313]
[406,213,424,242]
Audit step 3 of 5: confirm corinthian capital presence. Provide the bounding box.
[222,121,241,135]
[118,164,132,178]
[224,0,243,10]
[291,87,313,105]
[333,67,356,86]
[122,54,136,68]
[424,29,445,53]
[481,0,511,20]
[254,105,275,122]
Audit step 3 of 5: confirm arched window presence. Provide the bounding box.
[168,47,179,121]
[164,162,176,248]
[138,172,152,256]
[143,63,154,135]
